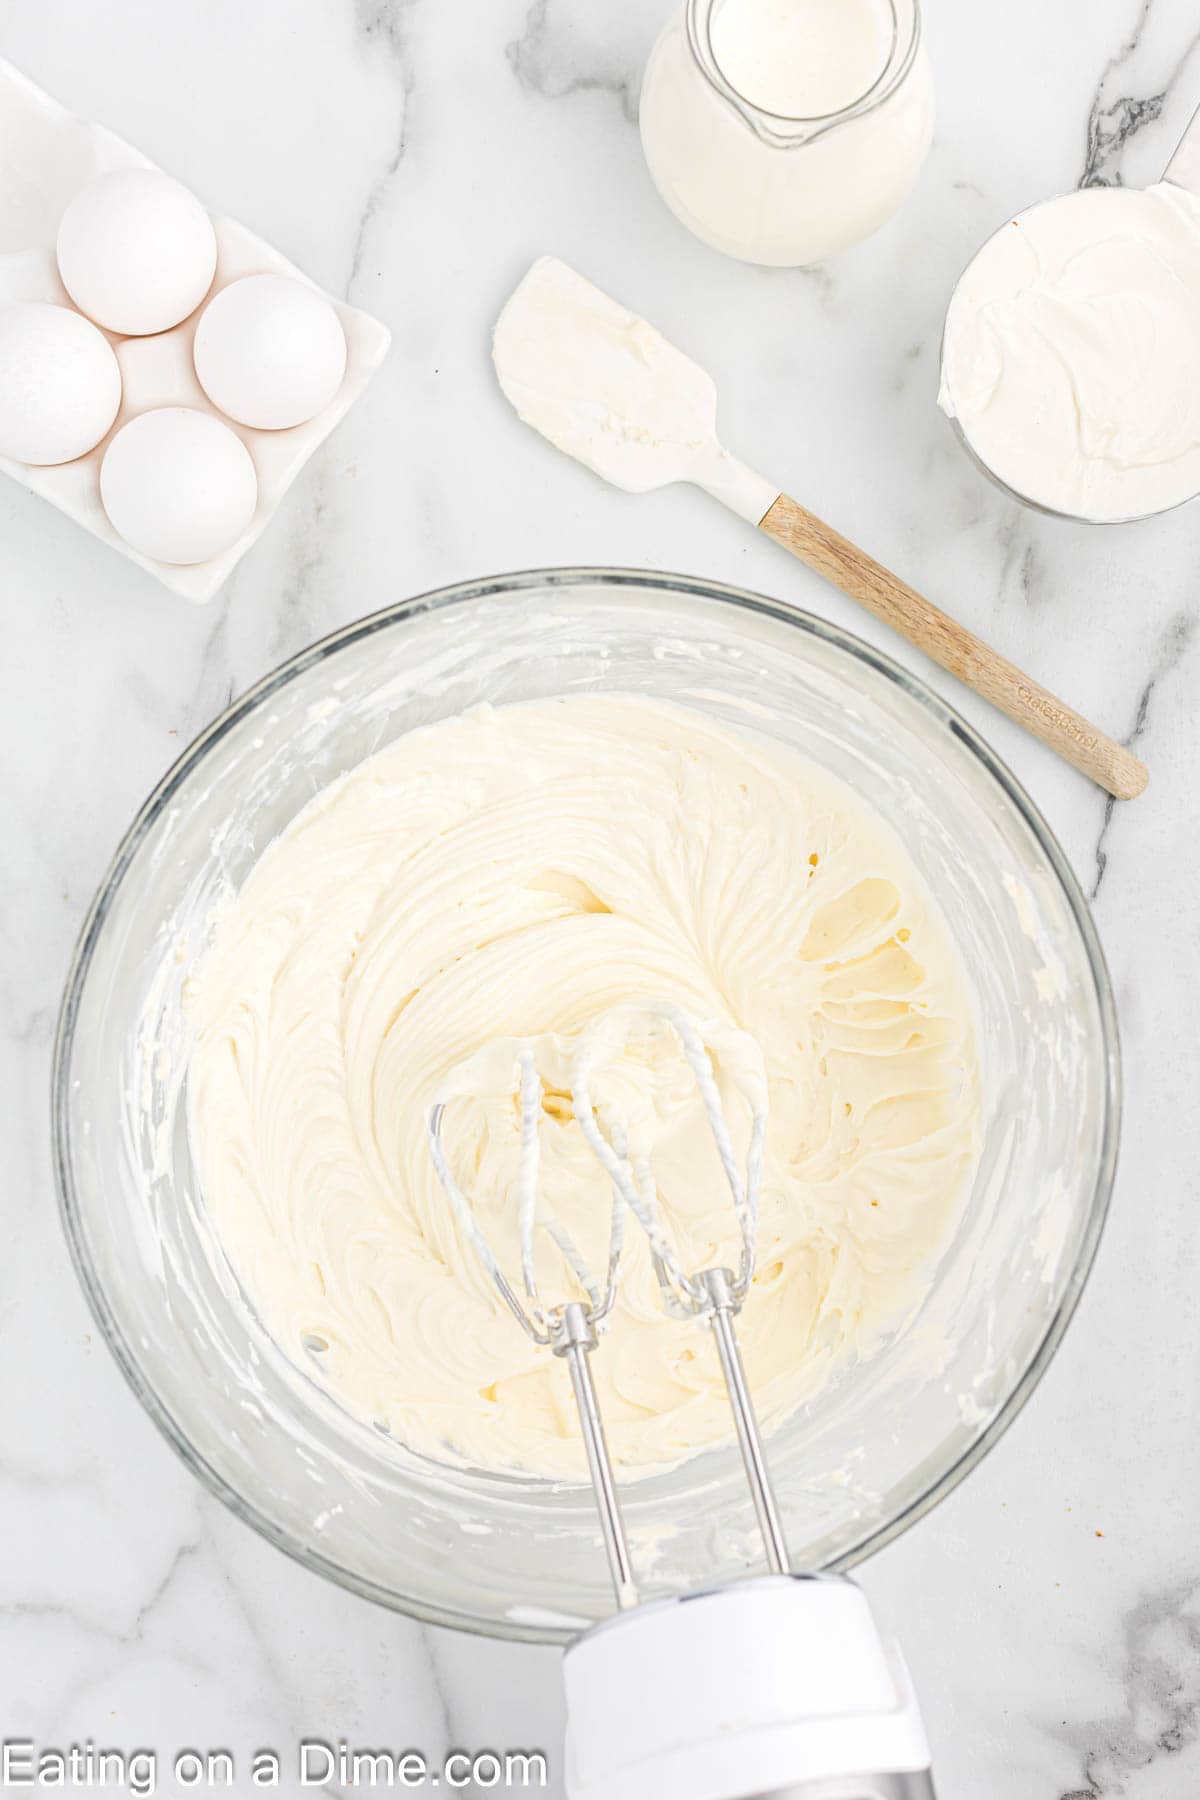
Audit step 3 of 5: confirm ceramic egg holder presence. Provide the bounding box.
[0,58,390,601]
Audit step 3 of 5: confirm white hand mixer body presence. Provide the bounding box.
[427,1005,936,1800]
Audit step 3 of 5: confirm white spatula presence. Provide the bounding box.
[493,257,1147,801]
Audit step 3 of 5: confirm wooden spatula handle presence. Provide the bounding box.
[759,493,1147,800]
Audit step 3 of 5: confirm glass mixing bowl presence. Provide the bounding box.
[53,568,1119,1643]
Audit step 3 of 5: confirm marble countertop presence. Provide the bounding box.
[3,2,1199,1795]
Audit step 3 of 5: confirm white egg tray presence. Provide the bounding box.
[0,58,390,601]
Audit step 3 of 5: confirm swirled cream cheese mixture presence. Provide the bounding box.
[187,695,979,1478]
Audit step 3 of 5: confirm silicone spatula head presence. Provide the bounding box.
[492,257,776,520]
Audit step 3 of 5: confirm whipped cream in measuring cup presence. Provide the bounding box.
[639,0,934,267]
[939,183,1200,521]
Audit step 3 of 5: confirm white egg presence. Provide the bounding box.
[57,168,217,336]
[193,273,347,429]
[0,301,122,465]
[100,408,257,564]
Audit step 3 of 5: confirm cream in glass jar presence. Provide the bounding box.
[639,0,935,267]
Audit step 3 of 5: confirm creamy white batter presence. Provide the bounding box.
[187,696,979,1479]
[940,183,1200,521]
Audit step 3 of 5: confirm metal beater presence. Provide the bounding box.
[427,1037,637,1608]
[427,1004,779,1597]
[427,1004,936,1800]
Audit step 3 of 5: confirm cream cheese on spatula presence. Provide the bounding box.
[492,256,778,523]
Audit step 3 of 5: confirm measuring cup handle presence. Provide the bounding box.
[1165,102,1200,193]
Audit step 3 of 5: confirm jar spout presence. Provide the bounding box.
[684,0,923,150]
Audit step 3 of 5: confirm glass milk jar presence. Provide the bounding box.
[639,0,935,267]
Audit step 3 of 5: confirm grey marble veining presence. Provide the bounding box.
[1,3,1199,1797]
[1081,0,1200,187]
[506,0,643,122]
[1059,1581,1200,1797]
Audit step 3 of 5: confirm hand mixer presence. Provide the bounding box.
[428,1005,936,1800]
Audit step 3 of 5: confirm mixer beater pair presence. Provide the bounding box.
[427,1002,936,1800]
[427,1002,781,1605]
